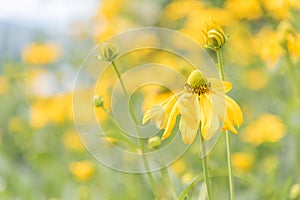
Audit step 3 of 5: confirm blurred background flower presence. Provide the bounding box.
[0,0,300,199]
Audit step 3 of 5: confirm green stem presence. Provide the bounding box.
[284,46,299,107]
[111,61,159,198]
[216,49,225,80]
[161,167,178,200]
[216,49,235,200]
[200,134,213,200]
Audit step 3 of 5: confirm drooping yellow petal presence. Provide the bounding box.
[209,78,232,93]
[211,93,226,121]
[160,93,182,129]
[142,105,165,128]
[178,93,200,144]
[142,93,180,129]
[199,94,214,140]
[178,93,200,129]
[161,101,180,140]
[179,118,198,144]
[222,95,243,134]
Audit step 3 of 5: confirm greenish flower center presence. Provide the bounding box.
[185,70,210,95]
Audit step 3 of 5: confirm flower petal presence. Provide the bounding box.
[199,94,220,140]
[199,94,213,139]
[142,92,180,129]
[178,93,200,144]
[178,93,200,129]
[209,78,232,93]
[161,101,180,141]
[222,95,243,134]
[142,105,165,128]
[211,93,226,121]
[179,118,198,144]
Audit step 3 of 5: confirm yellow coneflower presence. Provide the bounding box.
[143,70,243,144]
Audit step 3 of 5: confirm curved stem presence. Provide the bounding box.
[216,49,235,200]
[200,134,213,200]
[111,61,159,198]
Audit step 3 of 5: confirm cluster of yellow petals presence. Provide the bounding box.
[242,114,286,145]
[232,152,254,171]
[69,160,95,181]
[22,43,60,65]
[30,94,73,129]
[143,70,243,144]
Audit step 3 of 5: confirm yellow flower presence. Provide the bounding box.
[0,76,8,95]
[202,19,228,50]
[29,94,73,129]
[171,159,187,175]
[69,160,95,181]
[287,33,300,59]
[62,130,85,152]
[261,0,299,19]
[252,27,283,69]
[244,69,268,90]
[143,70,243,144]
[225,0,262,20]
[232,152,254,171]
[22,43,60,65]
[242,114,286,145]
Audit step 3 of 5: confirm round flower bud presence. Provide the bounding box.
[98,42,119,62]
[94,96,104,107]
[202,19,229,50]
[147,136,161,149]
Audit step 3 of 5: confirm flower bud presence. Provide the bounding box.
[94,96,104,107]
[98,42,119,62]
[202,19,229,50]
[147,136,161,149]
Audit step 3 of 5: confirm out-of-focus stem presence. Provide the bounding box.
[200,134,213,200]
[216,49,235,200]
[111,61,159,198]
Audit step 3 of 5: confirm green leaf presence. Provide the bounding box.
[179,175,204,200]
[100,130,137,148]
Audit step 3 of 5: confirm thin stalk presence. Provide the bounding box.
[284,46,299,107]
[216,49,235,200]
[111,61,159,198]
[200,134,213,200]
[161,167,178,200]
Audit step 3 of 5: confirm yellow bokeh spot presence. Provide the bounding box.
[244,69,268,90]
[261,0,292,19]
[29,94,73,129]
[225,0,262,20]
[69,160,95,181]
[232,152,254,171]
[288,34,300,59]
[171,159,187,175]
[62,130,85,152]
[22,43,60,65]
[242,114,286,145]
[0,76,8,95]
[252,27,283,69]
